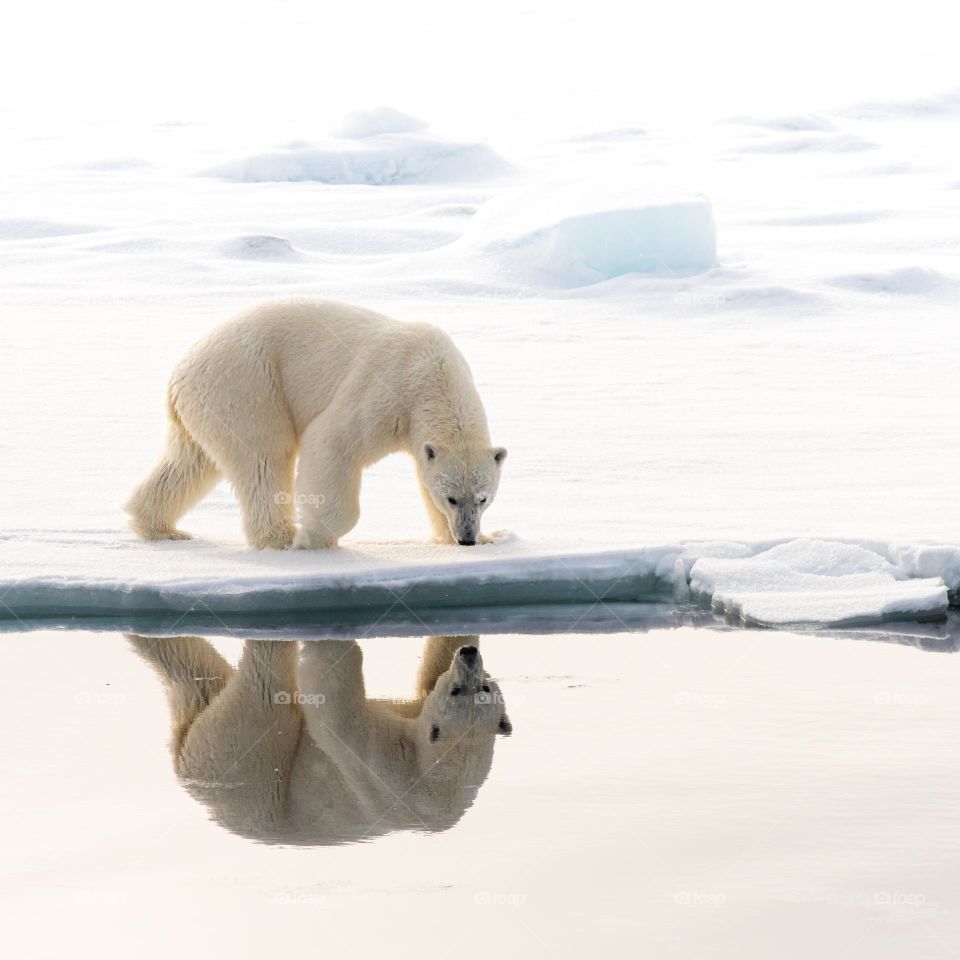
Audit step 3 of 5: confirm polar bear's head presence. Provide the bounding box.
[419,643,512,754]
[420,442,507,545]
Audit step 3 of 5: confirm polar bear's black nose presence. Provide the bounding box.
[458,538,476,546]
[459,645,478,665]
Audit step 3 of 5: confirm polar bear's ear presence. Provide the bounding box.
[497,714,512,736]
[492,447,508,465]
[424,442,439,462]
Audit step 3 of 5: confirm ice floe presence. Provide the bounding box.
[0,535,957,629]
[461,181,717,287]
[689,540,948,626]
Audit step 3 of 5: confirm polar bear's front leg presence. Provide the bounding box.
[415,635,473,695]
[230,453,297,550]
[297,641,369,749]
[292,414,362,549]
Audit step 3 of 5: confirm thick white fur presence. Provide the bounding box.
[127,634,511,844]
[125,299,506,548]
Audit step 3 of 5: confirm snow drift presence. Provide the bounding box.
[739,132,875,154]
[334,107,429,139]
[461,182,717,287]
[220,234,302,260]
[847,87,960,120]
[205,124,508,186]
[828,267,950,296]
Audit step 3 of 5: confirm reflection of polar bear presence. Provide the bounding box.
[125,299,507,549]
[127,634,511,845]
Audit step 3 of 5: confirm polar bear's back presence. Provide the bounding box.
[221,297,412,363]
[172,299,450,436]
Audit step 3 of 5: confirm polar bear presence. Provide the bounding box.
[125,299,506,548]
[127,634,511,844]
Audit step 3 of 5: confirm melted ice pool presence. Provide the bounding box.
[2,620,959,958]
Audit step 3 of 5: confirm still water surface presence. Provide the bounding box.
[1,619,958,958]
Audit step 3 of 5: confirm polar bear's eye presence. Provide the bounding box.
[447,497,458,506]
[478,495,487,504]
[450,686,462,696]
[481,684,490,693]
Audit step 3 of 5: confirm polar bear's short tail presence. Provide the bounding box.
[124,406,220,541]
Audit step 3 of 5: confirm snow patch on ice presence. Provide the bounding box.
[690,540,948,626]
[334,107,429,139]
[220,234,302,261]
[829,267,949,295]
[461,182,718,288]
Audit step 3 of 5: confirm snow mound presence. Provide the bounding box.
[740,133,875,154]
[734,113,835,132]
[847,87,960,120]
[204,134,509,185]
[220,234,301,260]
[570,126,647,143]
[0,219,103,240]
[335,107,428,139]
[888,544,960,604]
[855,162,920,176]
[421,203,479,218]
[71,157,153,171]
[462,182,718,288]
[829,267,948,295]
[757,210,890,226]
[717,285,821,309]
[689,540,948,627]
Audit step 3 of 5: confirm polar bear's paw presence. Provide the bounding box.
[429,533,457,546]
[479,529,512,545]
[251,522,297,550]
[291,527,339,550]
[133,524,194,542]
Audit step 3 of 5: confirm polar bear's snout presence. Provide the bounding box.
[458,644,479,669]
[453,502,482,545]
[456,513,479,546]
[452,644,484,689]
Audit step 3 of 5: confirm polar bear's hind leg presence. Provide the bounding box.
[125,419,220,540]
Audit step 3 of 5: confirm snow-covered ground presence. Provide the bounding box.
[1,2,959,626]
